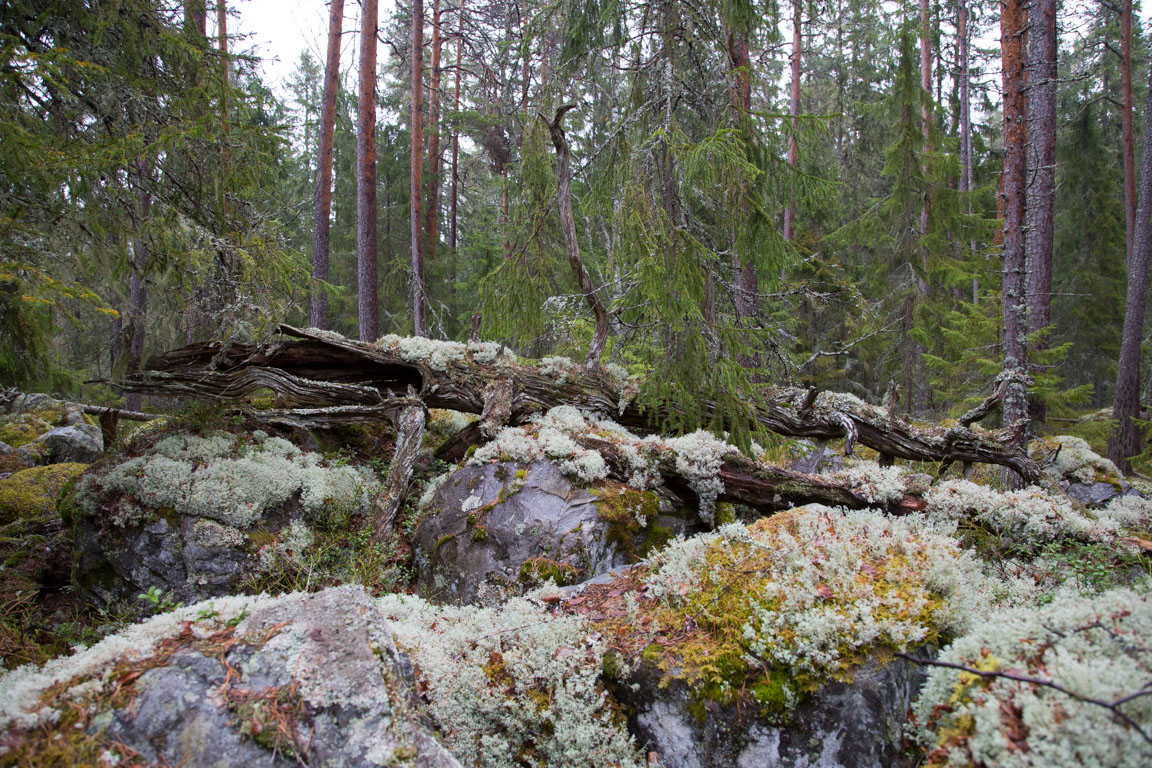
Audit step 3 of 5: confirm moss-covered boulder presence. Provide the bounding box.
[0,463,87,524]
[0,586,463,768]
[72,429,384,607]
[564,506,991,768]
[414,459,699,604]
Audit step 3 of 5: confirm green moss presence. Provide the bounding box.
[0,408,63,448]
[435,533,457,553]
[593,483,663,561]
[0,463,88,523]
[518,556,578,586]
[713,503,736,526]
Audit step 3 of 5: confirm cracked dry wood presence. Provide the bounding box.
[119,325,1044,488]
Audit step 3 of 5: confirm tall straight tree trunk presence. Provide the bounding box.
[424,0,443,270]
[310,0,344,330]
[357,0,380,341]
[1001,0,1030,481]
[784,0,801,241]
[126,159,152,413]
[1026,0,1056,424]
[450,10,461,254]
[411,0,427,336]
[540,106,611,369]
[726,25,758,324]
[919,0,932,240]
[184,0,206,36]
[958,0,972,197]
[1123,0,1137,262]
[1110,59,1152,471]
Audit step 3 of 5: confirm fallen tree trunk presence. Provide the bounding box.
[119,325,1044,487]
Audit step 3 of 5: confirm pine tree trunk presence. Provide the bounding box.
[958,0,972,197]
[539,106,611,369]
[126,160,151,413]
[1026,0,1056,424]
[184,0,206,37]
[424,0,442,273]
[784,0,801,241]
[1001,0,1030,484]
[450,10,461,255]
[411,0,427,336]
[310,0,344,330]
[1110,61,1152,472]
[919,0,932,240]
[1123,0,1137,263]
[357,0,380,341]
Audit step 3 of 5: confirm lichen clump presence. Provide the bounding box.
[373,334,513,371]
[611,506,988,715]
[377,592,645,768]
[77,431,379,529]
[925,479,1152,548]
[915,584,1152,768]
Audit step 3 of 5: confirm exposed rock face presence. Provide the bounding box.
[33,424,104,464]
[0,587,463,768]
[616,653,925,768]
[414,460,696,604]
[1066,480,1122,507]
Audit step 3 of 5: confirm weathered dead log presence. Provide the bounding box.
[373,400,426,537]
[119,325,1045,485]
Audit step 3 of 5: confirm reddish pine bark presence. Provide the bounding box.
[411,0,427,336]
[919,0,932,239]
[1110,61,1152,471]
[450,10,461,254]
[1123,0,1137,262]
[1026,0,1057,424]
[357,0,380,341]
[310,0,344,330]
[424,0,443,270]
[1000,0,1030,478]
[184,0,206,36]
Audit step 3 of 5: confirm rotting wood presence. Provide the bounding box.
[373,397,427,538]
[118,325,1046,485]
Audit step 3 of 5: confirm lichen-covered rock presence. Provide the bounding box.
[378,590,647,768]
[72,430,381,606]
[413,459,695,604]
[914,583,1152,768]
[0,587,462,768]
[563,506,991,768]
[1032,434,1125,486]
[1066,480,1121,507]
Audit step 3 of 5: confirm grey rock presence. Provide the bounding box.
[34,424,104,463]
[616,651,926,768]
[1066,481,1119,507]
[97,587,462,768]
[415,460,698,605]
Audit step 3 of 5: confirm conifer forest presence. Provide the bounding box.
[5,1,1152,766]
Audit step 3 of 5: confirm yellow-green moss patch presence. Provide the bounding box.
[0,463,88,524]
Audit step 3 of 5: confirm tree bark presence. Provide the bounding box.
[125,159,152,413]
[726,25,759,326]
[919,0,932,238]
[1026,0,1056,424]
[957,0,972,197]
[450,10,461,255]
[1123,0,1137,263]
[784,0,801,241]
[120,325,1047,485]
[424,0,443,272]
[411,0,428,336]
[1001,0,1030,484]
[358,0,380,341]
[538,106,612,369]
[1110,61,1152,472]
[184,0,206,37]
[311,0,344,330]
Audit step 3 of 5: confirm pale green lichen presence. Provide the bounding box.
[78,432,379,529]
[914,583,1152,768]
[378,591,645,768]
